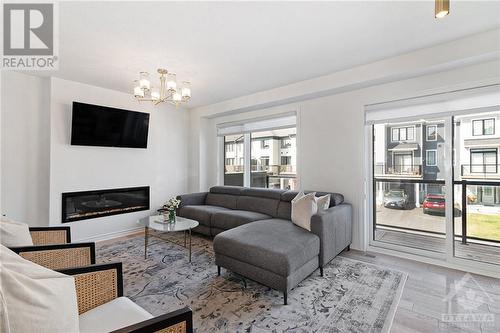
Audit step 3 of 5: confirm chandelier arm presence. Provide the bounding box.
[159,74,166,100]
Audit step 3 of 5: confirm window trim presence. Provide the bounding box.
[426,149,437,166]
[281,156,292,165]
[426,125,437,141]
[469,148,498,174]
[391,125,416,142]
[281,138,292,148]
[472,118,495,136]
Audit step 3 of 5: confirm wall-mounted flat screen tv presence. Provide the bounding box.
[71,102,150,148]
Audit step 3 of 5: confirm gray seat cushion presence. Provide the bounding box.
[213,219,320,276]
[177,205,229,227]
[211,210,270,230]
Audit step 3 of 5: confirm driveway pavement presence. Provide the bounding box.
[376,205,453,234]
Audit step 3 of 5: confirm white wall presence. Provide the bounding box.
[189,33,500,251]
[1,72,51,226]
[1,73,190,241]
[48,78,189,241]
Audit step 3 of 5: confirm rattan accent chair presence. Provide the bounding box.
[59,262,193,333]
[29,226,72,245]
[9,226,96,270]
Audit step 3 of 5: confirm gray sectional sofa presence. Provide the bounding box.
[177,186,352,305]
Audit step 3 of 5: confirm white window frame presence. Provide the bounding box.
[426,149,437,166]
[426,125,437,141]
[366,112,500,278]
[391,125,416,142]
[472,118,495,136]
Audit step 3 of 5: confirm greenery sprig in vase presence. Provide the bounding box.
[163,197,181,223]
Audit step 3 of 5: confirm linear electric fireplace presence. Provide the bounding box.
[62,186,150,223]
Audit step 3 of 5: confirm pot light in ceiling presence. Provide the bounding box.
[435,0,450,19]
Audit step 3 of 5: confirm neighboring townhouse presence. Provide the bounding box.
[224,130,297,189]
[374,121,445,206]
[455,112,500,205]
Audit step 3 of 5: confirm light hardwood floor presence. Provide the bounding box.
[341,250,500,333]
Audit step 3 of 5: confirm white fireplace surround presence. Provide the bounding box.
[1,74,189,242]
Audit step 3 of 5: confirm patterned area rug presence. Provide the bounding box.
[97,231,407,333]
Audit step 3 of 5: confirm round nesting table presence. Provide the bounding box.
[138,215,199,262]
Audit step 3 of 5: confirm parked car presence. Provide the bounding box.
[423,194,462,216]
[383,189,410,209]
[422,194,445,215]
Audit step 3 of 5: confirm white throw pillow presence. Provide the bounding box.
[291,192,318,231]
[316,194,331,212]
[0,245,79,333]
[0,217,33,247]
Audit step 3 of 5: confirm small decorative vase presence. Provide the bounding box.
[168,209,176,224]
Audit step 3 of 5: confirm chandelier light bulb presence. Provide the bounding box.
[151,88,160,101]
[139,72,150,90]
[166,73,177,92]
[173,91,182,102]
[133,82,144,98]
[181,82,191,100]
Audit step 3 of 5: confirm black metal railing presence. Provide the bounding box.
[374,164,422,176]
[373,178,500,247]
[225,165,244,173]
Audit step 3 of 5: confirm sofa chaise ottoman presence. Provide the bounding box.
[213,219,320,305]
[177,186,352,304]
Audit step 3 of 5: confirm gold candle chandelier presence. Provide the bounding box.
[133,68,191,106]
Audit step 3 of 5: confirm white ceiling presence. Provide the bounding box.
[36,1,500,107]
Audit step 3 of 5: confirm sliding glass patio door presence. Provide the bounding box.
[372,118,448,254]
[369,111,500,268]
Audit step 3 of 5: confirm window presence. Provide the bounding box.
[472,118,495,136]
[426,150,437,166]
[220,114,297,189]
[372,110,500,268]
[281,156,292,165]
[260,156,269,168]
[426,125,437,141]
[281,138,292,148]
[224,135,244,186]
[391,126,415,142]
[470,148,497,173]
[250,128,297,189]
[391,128,398,141]
[373,119,446,256]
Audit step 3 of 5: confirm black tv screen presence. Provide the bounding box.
[71,102,150,148]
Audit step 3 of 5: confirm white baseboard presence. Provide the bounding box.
[75,227,143,243]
